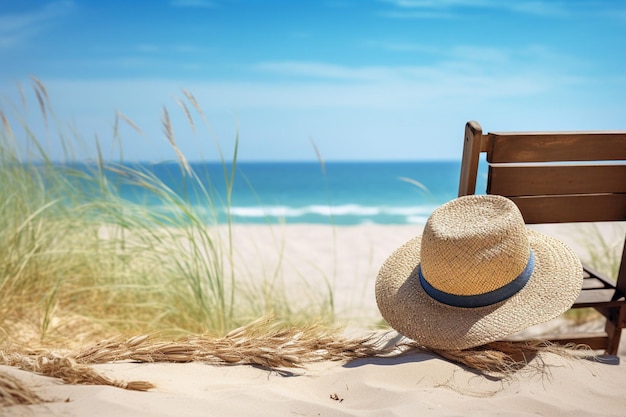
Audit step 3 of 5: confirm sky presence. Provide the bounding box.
[0,0,625,162]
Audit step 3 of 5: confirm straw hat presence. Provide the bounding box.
[375,195,583,351]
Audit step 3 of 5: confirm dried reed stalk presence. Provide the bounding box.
[0,371,45,407]
[74,321,383,369]
[430,340,591,376]
[0,318,592,398]
[175,97,196,135]
[0,320,384,394]
[1,348,154,392]
[0,110,13,143]
[116,111,144,136]
[31,76,49,132]
[161,106,192,175]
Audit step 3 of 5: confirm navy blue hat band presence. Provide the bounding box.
[418,251,535,308]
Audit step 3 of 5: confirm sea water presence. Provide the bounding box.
[61,161,487,225]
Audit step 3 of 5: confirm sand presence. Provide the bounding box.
[3,350,626,417]
[3,222,626,416]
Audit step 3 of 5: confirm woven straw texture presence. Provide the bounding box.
[375,195,583,351]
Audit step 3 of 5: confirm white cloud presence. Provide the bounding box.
[244,60,580,110]
[379,10,458,19]
[7,53,582,114]
[382,0,492,8]
[369,41,513,64]
[2,67,622,162]
[509,1,570,17]
[254,61,396,82]
[379,0,580,18]
[0,1,74,48]
[253,41,582,85]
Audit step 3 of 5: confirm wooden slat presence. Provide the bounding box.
[581,278,614,290]
[458,121,483,196]
[574,290,625,308]
[486,133,626,163]
[488,165,626,196]
[581,279,607,290]
[583,264,618,287]
[617,241,626,295]
[509,194,626,223]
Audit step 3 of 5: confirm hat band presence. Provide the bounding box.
[418,250,535,308]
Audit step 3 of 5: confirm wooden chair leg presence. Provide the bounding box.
[604,306,626,355]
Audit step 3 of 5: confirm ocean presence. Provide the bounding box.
[64,161,487,225]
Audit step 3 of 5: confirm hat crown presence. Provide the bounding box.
[420,195,531,296]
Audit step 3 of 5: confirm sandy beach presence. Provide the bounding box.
[3,348,626,417]
[3,222,626,416]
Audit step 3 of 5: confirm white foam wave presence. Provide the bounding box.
[229,204,435,219]
[406,215,430,224]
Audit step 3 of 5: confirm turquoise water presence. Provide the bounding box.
[61,161,487,225]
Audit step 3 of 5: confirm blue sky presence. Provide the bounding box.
[1,0,625,162]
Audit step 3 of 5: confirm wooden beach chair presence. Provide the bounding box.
[458,121,626,355]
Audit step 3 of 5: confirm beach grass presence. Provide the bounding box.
[563,223,626,324]
[0,78,337,348]
[577,223,625,280]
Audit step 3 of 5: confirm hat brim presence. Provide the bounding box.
[375,229,583,350]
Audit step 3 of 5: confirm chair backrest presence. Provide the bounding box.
[458,121,626,224]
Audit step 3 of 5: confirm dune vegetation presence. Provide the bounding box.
[0,78,357,404]
[0,78,337,350]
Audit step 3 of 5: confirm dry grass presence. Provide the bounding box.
[0,318,385,398]
[0,371,45,407]
[1,347,155,392]
[431,340,591,377]
[0,323,594,409]
[73,319,382,368]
